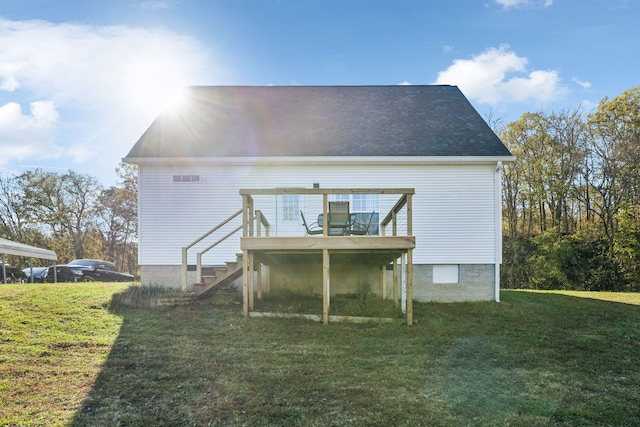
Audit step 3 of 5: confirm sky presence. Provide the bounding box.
[0,0,638,186]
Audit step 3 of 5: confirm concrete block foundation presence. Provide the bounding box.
[140,263,497,303]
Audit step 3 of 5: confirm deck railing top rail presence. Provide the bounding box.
[240,188,414,196]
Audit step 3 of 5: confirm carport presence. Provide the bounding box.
[0,238,57,283]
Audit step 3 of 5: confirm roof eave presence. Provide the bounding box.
[123,155,516,166]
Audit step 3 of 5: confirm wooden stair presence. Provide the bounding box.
[193,253,243,299]
[156,292,197,307]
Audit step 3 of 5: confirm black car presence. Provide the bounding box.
[48,259,135,282]
[1,265,27,283]
[22,267,49,283]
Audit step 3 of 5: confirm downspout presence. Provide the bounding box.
[495,161,503,302]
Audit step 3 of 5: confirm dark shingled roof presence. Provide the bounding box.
[125,85,512,159]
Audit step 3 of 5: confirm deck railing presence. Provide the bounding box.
[239,188,413,238]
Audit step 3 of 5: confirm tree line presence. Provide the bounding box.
[500,85,640,291]
[0,164,137,276]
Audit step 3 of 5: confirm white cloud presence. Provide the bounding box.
[572,77,592,89]
[0,101,59,163]
[136,0,177,10]
[441,45,454,53]
[0,18,211,111]
[578,99,598,114]
[0,18,215,181]
[433,45,568,105]
[494,0,553,8]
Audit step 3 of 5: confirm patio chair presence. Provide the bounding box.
[300,210,323,235]
[350,211,375,235]
[328,201,352,235]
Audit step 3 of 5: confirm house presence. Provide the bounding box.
[123,85,514,313]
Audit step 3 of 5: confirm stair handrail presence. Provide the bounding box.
[195,224,243,284]
[181,208,242,291]
[182,209,272,291]
[195,210,271,284]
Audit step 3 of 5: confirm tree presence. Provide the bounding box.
[0,175,29,241]
[19,169,102,261]
[97,163,138,273]
[500,109,587,237]
[587,86,640,257]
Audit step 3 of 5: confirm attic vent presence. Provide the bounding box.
[173,175,200,183]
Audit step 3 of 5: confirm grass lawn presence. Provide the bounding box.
[1,284,639,426]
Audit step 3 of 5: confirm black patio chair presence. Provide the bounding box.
[328,201,352,235]
[350,211,375,235]
[300,210,323,235]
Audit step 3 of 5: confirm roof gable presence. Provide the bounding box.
[125,85,512,159]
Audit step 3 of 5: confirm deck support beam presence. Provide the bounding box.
[242,193,250,317]
[322,249,330,325]
[249,252,255,310]
[257,262,262,300]
[407,248,413,325]
[393,258,398,307]
[381,264,386,300]
[242,249,249,317]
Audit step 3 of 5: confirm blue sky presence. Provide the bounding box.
[0,0,638,185]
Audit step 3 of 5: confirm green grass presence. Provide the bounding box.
[1,284,639,426]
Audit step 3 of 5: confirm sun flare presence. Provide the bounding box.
[122,58,190,118]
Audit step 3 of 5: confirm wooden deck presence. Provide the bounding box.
[241,235,415,264]
[239,188,416,325]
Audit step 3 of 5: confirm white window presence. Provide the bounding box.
[282,195,299,222]
[433,265,459,284]
[328,194,379,213]
[352,194,379,213]
[173,175,200,183]
[329,194,349,202]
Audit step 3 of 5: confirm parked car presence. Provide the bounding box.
[22,267,49,283]
[1,265,27,283]
[47,259,135,282]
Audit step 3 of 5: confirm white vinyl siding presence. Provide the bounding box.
[137,162,498,266]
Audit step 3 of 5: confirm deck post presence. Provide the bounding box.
[257,262,262,300]
[381,218,387,301]
[181,247,188,292]
[255,212,263,299]
[242,194,249,317]
[322,194,328,236]
[248,198,254,237]
[406,193,412,236]
[266,265,271,293]
[323,248,329,325]
[406,193,413,325]
[242,250,249,317]
[381,265,386,300]
[393,258,398,307]
[249,252,255,310]
[392,209,399,306]
[196,253,202,284]
[407,248,413,326]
